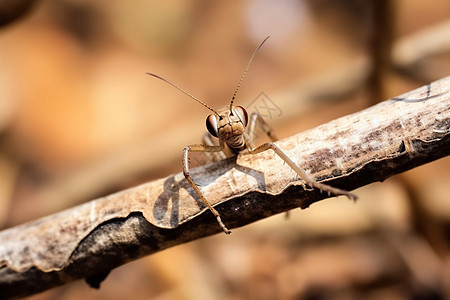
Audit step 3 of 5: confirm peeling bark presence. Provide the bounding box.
[1,76,450,299]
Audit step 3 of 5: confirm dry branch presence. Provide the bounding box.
[1,76,450,299]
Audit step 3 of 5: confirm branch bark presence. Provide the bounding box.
[1,76,450,299]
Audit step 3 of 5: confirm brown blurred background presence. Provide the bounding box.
[0,0,450,299]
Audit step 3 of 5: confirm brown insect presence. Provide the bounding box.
[147,37,357,234]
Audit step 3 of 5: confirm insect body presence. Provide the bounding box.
[147,37,357,234]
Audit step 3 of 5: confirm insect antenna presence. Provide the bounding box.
[146,72,220,116]
[230,36,270,112]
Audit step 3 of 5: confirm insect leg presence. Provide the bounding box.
[183,143,232,234]
[245,130,357,201]
[202,133,227,162]
[246,112,279,144]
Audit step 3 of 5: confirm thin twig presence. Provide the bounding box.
[1,76,450,299]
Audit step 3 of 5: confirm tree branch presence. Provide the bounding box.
[1,76,450,299]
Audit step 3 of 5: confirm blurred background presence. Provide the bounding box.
[0,0,450,299]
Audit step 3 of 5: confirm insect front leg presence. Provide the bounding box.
[246,112,279,145]
[202,133,227,162]
[245,113,357,201]
[183,142,232,234]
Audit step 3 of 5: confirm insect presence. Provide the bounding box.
[147,37,357,234]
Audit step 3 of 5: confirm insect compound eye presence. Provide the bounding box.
[234,106,248,127]
[206,114,219,137]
